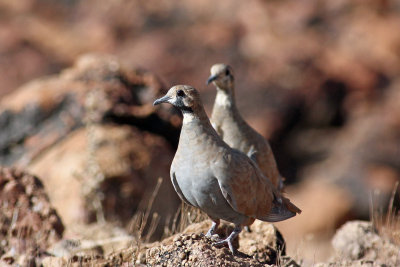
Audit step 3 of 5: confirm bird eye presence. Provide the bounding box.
[225,69,230,76]
[177,89,185,97]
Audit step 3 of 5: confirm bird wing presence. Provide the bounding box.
[213,150,300,222]
[213,151,269,218]
[251,137,285,189]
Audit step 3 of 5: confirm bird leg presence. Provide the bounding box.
[213,225,242,255]
[205,219,220,237]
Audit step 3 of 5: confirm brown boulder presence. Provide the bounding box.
[0,53,180,167]
[27,124,179,239]
[0,54,181,240]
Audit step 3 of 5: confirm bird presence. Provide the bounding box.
[207,63,285,191]
[153,85,301,255]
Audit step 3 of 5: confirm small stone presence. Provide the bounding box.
[1,256,14,265]
[191,234,198,239]
[147,247,160,257]
[210,234,220,242]
[221,247,230,254]
[179,252,186,260]
[189,255,198,262]
[175,241,183,247]
[200,244,209,251]
[249,245,258,254]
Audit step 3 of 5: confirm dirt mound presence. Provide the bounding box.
[145,233,276,267]
[39,220,299,267]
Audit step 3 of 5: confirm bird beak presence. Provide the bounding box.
[153,95,171,106]
[206,74,218,85]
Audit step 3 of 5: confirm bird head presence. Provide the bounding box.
[206,63,234,91]
[153,85,201,114]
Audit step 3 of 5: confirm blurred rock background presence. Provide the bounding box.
[1,0,400,265]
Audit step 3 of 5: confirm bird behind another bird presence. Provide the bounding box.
[207,63,285,191]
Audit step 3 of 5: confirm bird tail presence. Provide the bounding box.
[258,194,301,222]
[282,196,301,214]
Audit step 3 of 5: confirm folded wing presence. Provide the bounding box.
[214,153,301,222]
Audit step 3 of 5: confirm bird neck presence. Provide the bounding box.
[182,111,206,125]
[181,106,222,142]
[211,85,250,131]
[182,104,209,126]
[212,86,240,124]
[214,86,237,109]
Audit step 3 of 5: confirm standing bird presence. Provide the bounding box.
[153,85,301,255]
[207,64,285,191]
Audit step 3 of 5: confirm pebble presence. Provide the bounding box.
[210,234,220,242]
[191,234,199,239]
[249,245,258,254]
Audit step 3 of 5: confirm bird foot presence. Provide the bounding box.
[212,225,242,255]
[205,229,214,237]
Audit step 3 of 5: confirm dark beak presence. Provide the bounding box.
[153,95,171,106]
[206,74,218,85]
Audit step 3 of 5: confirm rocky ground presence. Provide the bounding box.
[1,167,399,266]
[0,55,399,266]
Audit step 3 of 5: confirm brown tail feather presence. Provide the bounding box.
[283,197,302,214]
